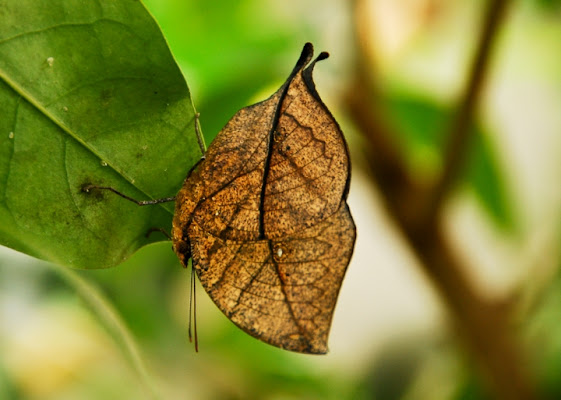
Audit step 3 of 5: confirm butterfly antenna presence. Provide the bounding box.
[193,269,199,352]
[188,267,199,352]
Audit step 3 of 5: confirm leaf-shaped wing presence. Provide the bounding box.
[263,56,350,239]
[187,204,354,354]
[172,43,356,354]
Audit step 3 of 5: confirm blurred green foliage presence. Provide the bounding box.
[2,0,561,399]
[530,0,561,11]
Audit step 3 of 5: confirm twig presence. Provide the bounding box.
[421,0,511,227]
[50,263,162,400]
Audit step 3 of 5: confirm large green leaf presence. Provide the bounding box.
[0,0,200,269]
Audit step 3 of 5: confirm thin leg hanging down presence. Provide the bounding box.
[188,267,199,352]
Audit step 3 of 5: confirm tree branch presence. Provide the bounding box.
[421,0,510,227]
[345,0,422,224]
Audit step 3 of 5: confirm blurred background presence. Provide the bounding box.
[1,0,561,398]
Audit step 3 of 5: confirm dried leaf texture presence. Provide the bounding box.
[172,43,356,354]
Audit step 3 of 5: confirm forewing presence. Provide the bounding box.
[263,66,350,239]
[174,92,281,242]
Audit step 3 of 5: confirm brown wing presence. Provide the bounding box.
[172,43,356,353]
[263,65,350,239]
[187,204,355,354]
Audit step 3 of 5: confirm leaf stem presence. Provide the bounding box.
[49,263,162,400]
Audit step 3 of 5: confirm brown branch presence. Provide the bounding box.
[344,0,540,399]
[421,0,511,227]
[406,221,538,400]
[345,0,422,224]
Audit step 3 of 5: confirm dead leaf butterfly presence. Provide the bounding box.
[85,43,356,354]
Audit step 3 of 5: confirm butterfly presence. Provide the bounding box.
[85,43,355,354]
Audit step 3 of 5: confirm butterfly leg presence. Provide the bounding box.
[81,184,176,205]
[81,184,175,239]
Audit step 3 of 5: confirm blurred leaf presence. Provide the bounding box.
[466,125,515,231]
[527,0,561,11]
[0,0,200,268]
[384,94,515,231]
[453,376,490,400]
[0,359,19,400]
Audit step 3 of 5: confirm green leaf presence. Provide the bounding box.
[384,93,515,231]
[0,0,201,268]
